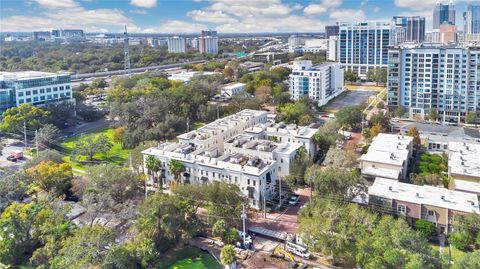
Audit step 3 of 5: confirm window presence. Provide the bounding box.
[33,90,38,95]
[428,210,435,216]
[47,88,52,93]
[397,204,406,215]
[26,90,31,96]
[18,99,24,104]
[18,92,23,97]
[53,87,58,92]
[40,89,45,94]
[247,179,250,185]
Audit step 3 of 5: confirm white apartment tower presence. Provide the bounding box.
[167,36,186,53]
[289,60,344,107]
[387,44,480,123]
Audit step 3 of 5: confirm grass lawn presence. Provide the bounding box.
[60,128,130,171]
[157,246,220,269]
[432,244,466,263]
[346,84,385,92]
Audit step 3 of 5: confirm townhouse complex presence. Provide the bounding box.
[0,71,74,114]
[289,60,344,107]
[360,133,414,181]
[369,177,480,234]
[387,43,480,122]
[142,110,317,209]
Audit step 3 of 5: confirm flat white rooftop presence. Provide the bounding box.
[369,177,480,214]
[222,82,246,90]
[361,133,412,166]
[448,141,480,179]
[362,166,401,180]
[0,71,69,81]
[454,179,480,194]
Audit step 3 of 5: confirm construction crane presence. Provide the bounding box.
[123,25,131,76]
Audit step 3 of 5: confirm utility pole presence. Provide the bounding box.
[241,202,247,248]
[129,152,133,171]
[279,177,282,208]
[263,184,267,218]
[123,25,131,76]
[309,175,313,201]
[216,105,220,119]
[23,121,27,150]
[186,117,190,132]
[35,130,38,157]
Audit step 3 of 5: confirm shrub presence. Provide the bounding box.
[415,219,437,237]
[451,232,473,251]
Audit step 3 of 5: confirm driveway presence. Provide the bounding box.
[63,118,111,136]
[327,89,377,109]
[0,139,30,170]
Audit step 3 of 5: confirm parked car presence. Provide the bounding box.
[6,155,17,162]
[289,195,300,205]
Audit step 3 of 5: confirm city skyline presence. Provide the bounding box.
[0,0,475,33]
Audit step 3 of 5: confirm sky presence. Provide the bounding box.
[0,0,475,33]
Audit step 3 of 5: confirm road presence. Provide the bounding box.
[63,118,112,136]
[71,60,206,80]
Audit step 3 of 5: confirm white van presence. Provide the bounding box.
[286,242,311,259]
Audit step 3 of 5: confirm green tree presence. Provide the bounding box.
[299,198,375,265]
[335,106,363,130]
[408,127,422,151]
[0,170,31,212]
[102,245,137,269]
[395,106,405,118]
[168,159,185,182]
[454,250,480,269]
[50,225,115,269]
[145,155,162,189]
[427,108,438,122]
[410,173,443,187]
[322,148,357,169]
[465,112,479,125]
[83,164,141,226]
[225,228,239,245]
[313,120,341,153]
[415,219,437,237]
[135,193,199,252]
[344,70,358,83]
[270,66,291,80]
[26,161,73,196]
[74,134,112,162]
[374,68,387,85]
[220,245,236,266]
[212,219,229,240]
[37,123,62,148]
[24,149,64,169]
[285,146,312,188]
[306,166,364,200]
[356,216,440,269]
[0,104,50,134]
[91,78,108,89]
[278,99,314,125]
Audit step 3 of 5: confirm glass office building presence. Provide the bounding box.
[0,71,73,114]
[433,2,456,29]
[464,4,480,34]
[339,22,392,78]
[393,16,426,43]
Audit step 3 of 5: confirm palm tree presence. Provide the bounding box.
[221,244,236,268]
[168,159,185,183]
[145,155,162,189]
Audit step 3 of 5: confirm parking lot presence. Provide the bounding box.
[0,139,30,170]
[327,89,377,109]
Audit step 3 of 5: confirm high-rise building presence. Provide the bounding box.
[325,24,340,38]
[288,35,304,48]
[33,31,51,41]
[327,36,339,62]
[387,44,480,123]
[199,30,218,54]
[0,71,74,114]
[464,4,480,35]
[339,22,392,78]
[51,29,84,38]
[392,16,426,43]
[167,36,186,53]
[433,2,456,30]
[439,24,457,43]
[289,60,344,107]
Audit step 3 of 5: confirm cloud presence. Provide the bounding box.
[303,0,342,16]
[394,0,437,10]
[303,4,327,16]
[33,0,79,9]
[373,6,380,13]
[143,20,207,33]
[130,0,157,9]
[330,9,366,21]
[130,9,148,15]
[187,10,238,24]
[1,2,139,32]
